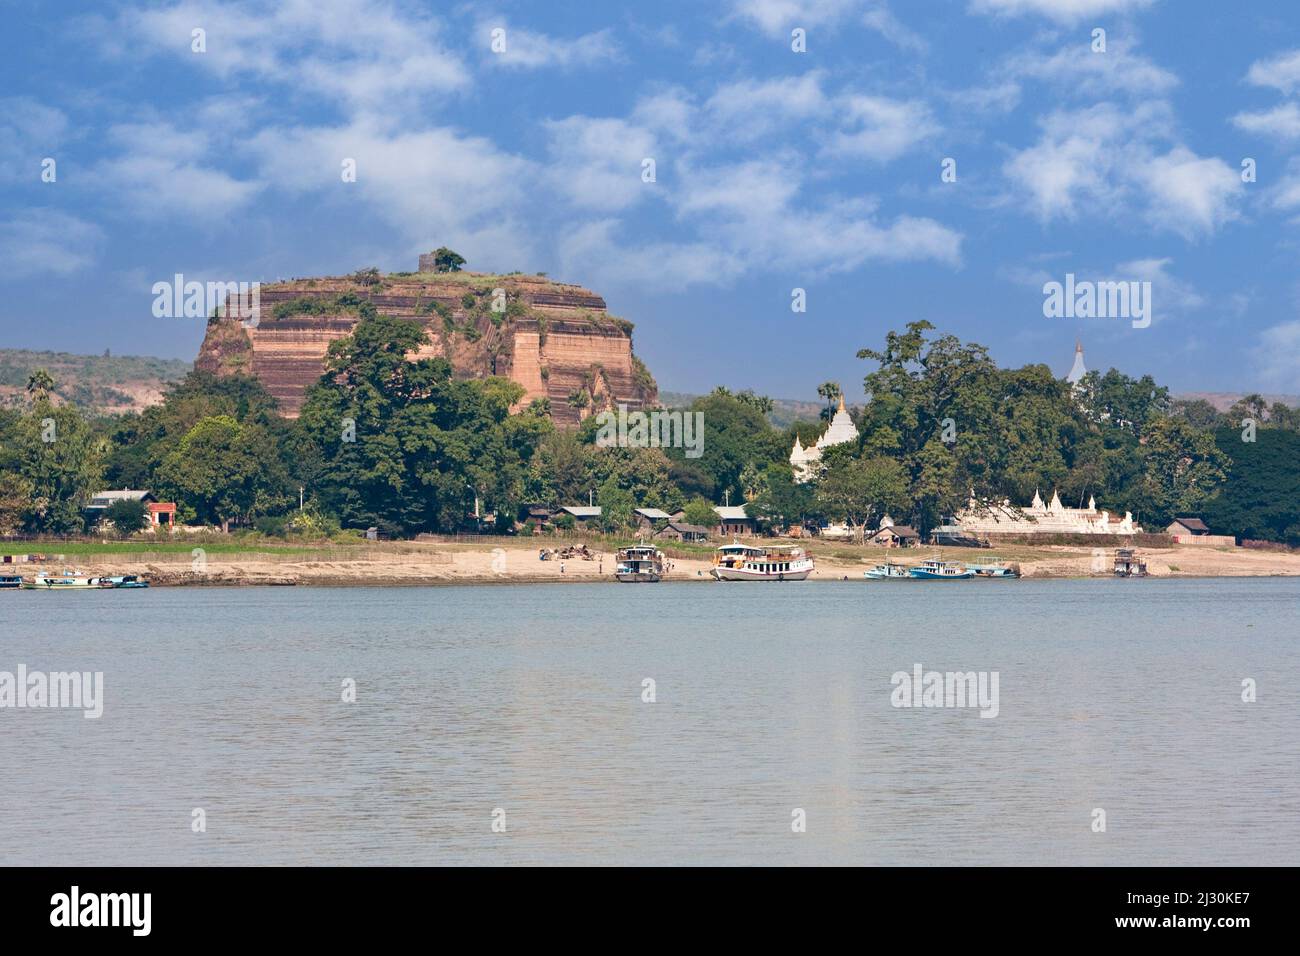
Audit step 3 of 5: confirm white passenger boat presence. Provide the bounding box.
[614,544,665,583]
[711,542,814,581]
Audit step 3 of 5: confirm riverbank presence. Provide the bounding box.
[4,538,1297,586]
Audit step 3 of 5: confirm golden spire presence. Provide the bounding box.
[837,393,846,413]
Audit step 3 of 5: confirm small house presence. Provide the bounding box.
[1166,517,1210,536]
[558,505,602,526]
[633,507,672,532]
[713,505,754,537]
[871,524,919,548]
[654,521,711,543]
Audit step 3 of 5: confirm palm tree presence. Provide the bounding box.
[26,368,55,402]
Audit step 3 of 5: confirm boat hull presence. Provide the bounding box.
[908,569,973,580]
[710,566,813,581]
[615,571,661,583]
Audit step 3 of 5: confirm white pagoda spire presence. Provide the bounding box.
[1067,340,1087,384]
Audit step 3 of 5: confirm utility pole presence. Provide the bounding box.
[299,486,304,511]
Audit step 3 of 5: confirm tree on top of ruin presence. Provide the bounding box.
[431,247,466,272]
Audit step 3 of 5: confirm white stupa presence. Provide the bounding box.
[1067,341,1087,385]
[790,394,859,482]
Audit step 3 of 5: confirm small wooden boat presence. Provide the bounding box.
[0,575,23,590]
[99,575,150,589]
[865,560,912,580]
[711,542,814,581]
[908,559,973,580]
[614,545,664,583]
[967,561,1021,578]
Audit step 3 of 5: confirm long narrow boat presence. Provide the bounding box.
[0,575,23,590]
[24,570,102,589]
[908,558,973,580]
[711,542,814,581]
[614,545,664,583]
[966,561,1021,578]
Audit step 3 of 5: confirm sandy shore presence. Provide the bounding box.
[26,539,1299,586]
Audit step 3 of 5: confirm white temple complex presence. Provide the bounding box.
[952,488,1141,536]
[790,394,859,482]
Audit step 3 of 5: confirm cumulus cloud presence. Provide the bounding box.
[824,95,939,161]
[969,0,1157,22]
[244,119,536,265]
[1005,102,1242,238]
[1232,103,1300,140]
[0,210,103,278]
[0,98,68,184]
[543,116,661,212]
[98,0,468,118]
[477,22,621,69]
[1244,49,1300,95]
[90,121,263,219]
[1007,37,1178,97]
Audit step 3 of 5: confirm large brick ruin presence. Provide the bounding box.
[194,261,658,425]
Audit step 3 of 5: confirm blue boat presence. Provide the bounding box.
[908,559,973,580]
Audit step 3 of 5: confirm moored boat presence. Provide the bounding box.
[0,575,23,589]
[23,569,102,589]
[614,545,664,583]
[865,560,913,580]
[711,542,814,581]
[99,575,151,589]
[908,558,973,580]
[966,561,1021,578]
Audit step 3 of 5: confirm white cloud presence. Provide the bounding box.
[90,122,262,219]
[1245,49,1300,95]
[479,23,621,69]
[1004,102,1242,238]
[101,0,468,118]
[245,119,536,265]
[1137,147,1242,240]
[704,73,830,141]
[969,0,1157,22]
[824,95,938,161]
[0,210,103,278]
[0,98,68,183]
[1254,319,1300,390]
[729,0,865,35]
[543,116,661,212]
[1007,38,1178,97]
[1232,103,1300,140]
[559,153,962,289]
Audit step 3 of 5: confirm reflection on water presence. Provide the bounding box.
[1,579,1297,865]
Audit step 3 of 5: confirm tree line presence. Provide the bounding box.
[1,316,1296,545]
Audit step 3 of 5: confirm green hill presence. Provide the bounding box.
[0,348,191,414]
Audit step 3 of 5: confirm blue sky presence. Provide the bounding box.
[2,0,1300,400]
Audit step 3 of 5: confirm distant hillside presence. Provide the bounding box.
[0,348,191,415]
[659,390,825,428]
[1177,392,1300,412]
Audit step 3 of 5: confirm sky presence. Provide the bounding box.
[2,0,1299,401]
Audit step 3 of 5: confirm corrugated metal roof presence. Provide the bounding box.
[634,508,671,519]
[561,506,602,517]
[713,506,749,520]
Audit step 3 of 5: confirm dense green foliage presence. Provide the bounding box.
[0,318,1294,544]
